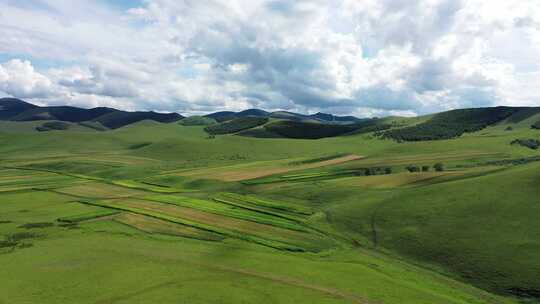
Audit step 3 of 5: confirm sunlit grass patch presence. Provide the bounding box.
[112,179,197,193]
[114,213,224,241]
[54,182,147,199]
[58,209,121,223]
[214,192,313,216]
[174,154,363,182]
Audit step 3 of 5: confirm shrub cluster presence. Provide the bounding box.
[532,121,540,130]
[384,107,518,141]
[406,163,444,172]
[511,139,540,150]
[18,222,54,229]
[434,163,445,172]
[406,165,420,172]
[483,156,540,166]
[0,232,39,251]
[35,121,70,132]
[355,167,392,176]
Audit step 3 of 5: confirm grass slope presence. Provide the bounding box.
[179,116,217,126]
[205,117,269,135]
[384,107,520,141]
[296,163,540,298]
[0,114,539,303]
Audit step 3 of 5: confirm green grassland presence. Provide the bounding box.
[1,112,540,303]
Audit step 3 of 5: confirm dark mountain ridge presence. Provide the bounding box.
[0,98,38,119]
[204,108,363,124]
[3,98,540,140]
[0,98,184,129]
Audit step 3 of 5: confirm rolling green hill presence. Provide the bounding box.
[384,107,520,141]
[35,121,71,132]
[1,102,540,304]
[205,117,269,135]
[179,116,217,126]
[317,162,540,298]
[263,120,359,139]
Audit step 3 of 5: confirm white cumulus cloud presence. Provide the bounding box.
[0,0,539,116]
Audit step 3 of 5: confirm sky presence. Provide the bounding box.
[0,0,539,117]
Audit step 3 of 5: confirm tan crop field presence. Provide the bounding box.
[172,154,364,181]
[55,182,148,199]
[114,213,224,241]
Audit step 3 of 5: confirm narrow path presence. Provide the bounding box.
[206,263,374,304]
[94,261,374,304]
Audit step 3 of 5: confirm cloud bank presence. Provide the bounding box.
[0,0,539,116]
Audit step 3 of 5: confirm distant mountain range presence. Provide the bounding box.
[3,98,539,141]
[204,108,364,124]
[0,98,183,129]
[0,98,364,129]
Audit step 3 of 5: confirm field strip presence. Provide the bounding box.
[113,213,224,241]
[350,152,507,167]
[1,153,159,166]
[111,180,196,193]
[174,154,364,181]
[212,197,305,223]
[1,166,191,195]
[77,199,314,251]
[145,194,309,232]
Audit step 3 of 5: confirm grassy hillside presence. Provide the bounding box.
[262,119,390,139]
[179,116,217,126]
[264,120,359,139]
[93,111,182,129]
[0,160,515,304]
[35,121,71,132]
[205,117,269,135]
[384,107,519,141]
[1,109,540,303]
[10,106,115,122]
[316,163,540,298]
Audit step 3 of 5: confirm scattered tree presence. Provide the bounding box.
[384,167,392,174]
[364,168,374,176]
[421,165,430,172]
[35,121,70,132]
[406,165,420,173]
[434,163,445,172]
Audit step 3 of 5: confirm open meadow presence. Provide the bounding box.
[1,113,540,304]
